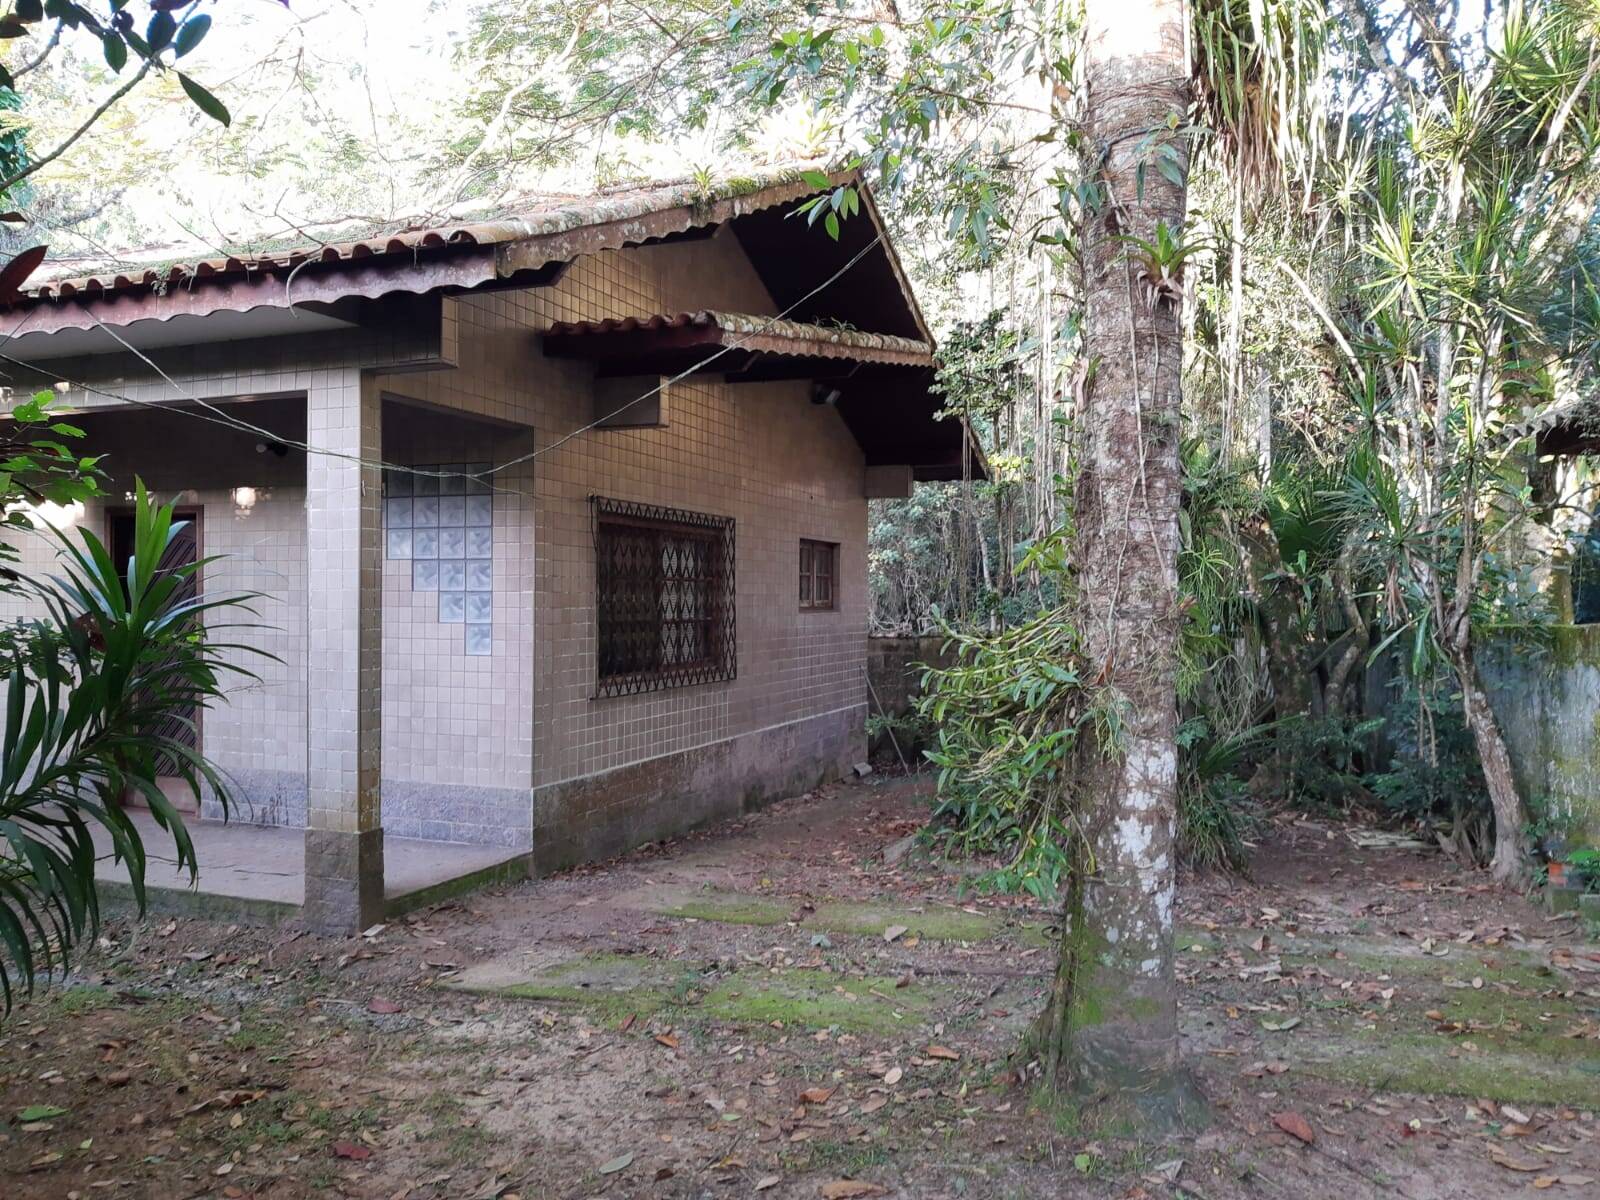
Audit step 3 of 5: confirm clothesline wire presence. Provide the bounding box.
[0,232,887,494]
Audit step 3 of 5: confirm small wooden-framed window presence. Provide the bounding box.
[800,539,838,611]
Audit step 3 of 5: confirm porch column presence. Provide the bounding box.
[302,370,384,933]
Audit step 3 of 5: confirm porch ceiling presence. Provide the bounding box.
[70,396,307,493]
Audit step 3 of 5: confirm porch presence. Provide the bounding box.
[92,810,528,925]
[36,382,539,933]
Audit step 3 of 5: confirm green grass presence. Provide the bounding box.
[470,953,940,1034]
[647,886,1050,946]
[787,1138,892,1176]
[39,984,117,1017]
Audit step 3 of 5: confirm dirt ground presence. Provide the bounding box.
[3,775,1599,1200]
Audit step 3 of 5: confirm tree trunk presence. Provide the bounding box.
[1454,644,1533,885]
[1323,538,1368,719]
[1033,0,1202,1126]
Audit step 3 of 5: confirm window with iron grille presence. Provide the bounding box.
[799,539,838,611]
[593,497,736,697]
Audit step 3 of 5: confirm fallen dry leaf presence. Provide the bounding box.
[926,1045,960,1061]
[1272,1111,1316,1145]
[1488,1146,1547,1173]
[883,925,908,943]
[755,1177,781,1191]
[799,1087,835,1105]
[882,1066,903,1085]
[819,1182,887,1199]
[367,996,402,1015]
[655,1032,680,1050]
[332,1141,373,1161]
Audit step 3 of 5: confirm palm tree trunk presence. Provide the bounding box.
[1453,643,1533,885]
[1323,538,1368,719]
[1032,0,1202,1126]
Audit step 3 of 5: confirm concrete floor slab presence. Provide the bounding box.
[92,810,527,916]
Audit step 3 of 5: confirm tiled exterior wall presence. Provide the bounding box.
[376,419,536,847]
[189,488,309,826]
[378,229,869,865]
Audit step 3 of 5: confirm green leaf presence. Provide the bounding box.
[145,8,175,53]
[801,169,830,189]
[102,33,127,74]
[824,211,840,240]
[177,74,230,126]
[173,14,210,58]
[17,1104,67,1121]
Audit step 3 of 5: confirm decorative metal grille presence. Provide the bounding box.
[592,496,735,698]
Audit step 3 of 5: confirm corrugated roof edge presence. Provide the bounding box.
[14,163,838,303]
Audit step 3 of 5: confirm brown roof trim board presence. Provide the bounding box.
[543,311,935,369]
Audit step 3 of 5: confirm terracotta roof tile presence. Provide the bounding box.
[24,165,831,301]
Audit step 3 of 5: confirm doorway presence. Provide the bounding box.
[108,506,203,814]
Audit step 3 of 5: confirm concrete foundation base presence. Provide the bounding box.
[530,704,866,874]
[303,827,385,934]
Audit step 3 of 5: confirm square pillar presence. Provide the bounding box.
[303,370,384,933]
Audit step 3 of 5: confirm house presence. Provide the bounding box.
[0,168,980,933]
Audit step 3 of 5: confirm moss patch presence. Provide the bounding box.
[701,971,934,1033]
[634,885,1050,946]
[1304,1034,1600,1107]
[808,899,1000,943]
[1266,935,1600,1104]
[450,952,939,1034]
[1283,943,1559,988]
[656,892,791,926]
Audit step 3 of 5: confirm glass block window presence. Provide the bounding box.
[592,497,735,698]
[384,464,493,655]
[799,539,838,611]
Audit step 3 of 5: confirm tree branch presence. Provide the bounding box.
[1333,0,1416,106]
[0,58,154,197]
[12,19,64,80]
